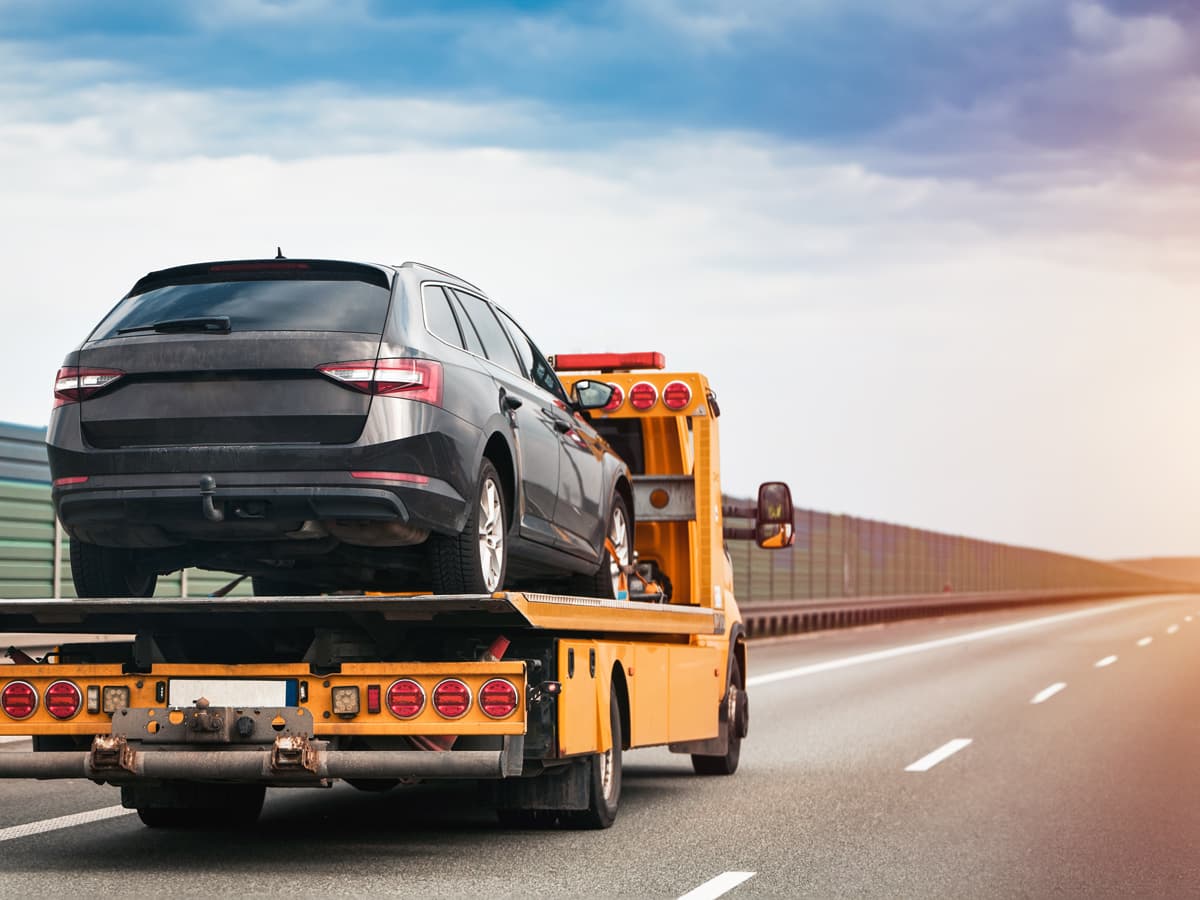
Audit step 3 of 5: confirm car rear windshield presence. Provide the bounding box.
[90,275,393,340]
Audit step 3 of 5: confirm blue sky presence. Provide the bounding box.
[1,1,1198,558]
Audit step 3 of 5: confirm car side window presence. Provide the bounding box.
[423,285,464,349]
[451,290,523,375]
[445,290,486,356]
[496,309,567,401]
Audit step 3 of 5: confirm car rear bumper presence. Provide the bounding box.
[54,470,468,541]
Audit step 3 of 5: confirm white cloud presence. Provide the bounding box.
[3,72,1200,559]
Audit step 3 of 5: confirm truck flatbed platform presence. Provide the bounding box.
[0,591,724,638]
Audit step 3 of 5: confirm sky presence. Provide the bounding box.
[2,0,1199,560]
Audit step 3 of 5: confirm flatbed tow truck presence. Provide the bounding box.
[0,354,793,828]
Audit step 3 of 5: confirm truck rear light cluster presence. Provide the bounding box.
[432,679,471,719]
[478,679,519,719]
[53,367,125,407]
[317,358,443,406]
[386,679,426,719]
[629,382,658,411]
[1,681,37,719]
[45,681,82,719]
[662,380,692,410]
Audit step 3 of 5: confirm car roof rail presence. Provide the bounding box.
[398,261,483,294]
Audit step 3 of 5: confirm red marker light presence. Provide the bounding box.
[603,383,624,413]
[629,382,658,411]
[662,381,692,410]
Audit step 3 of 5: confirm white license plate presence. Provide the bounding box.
[167,679,295,708]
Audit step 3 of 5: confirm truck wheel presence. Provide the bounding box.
[429,459,507,594]
[132,783,265,828]
[691,656,744,776]
[69,539,157,598]
[565,686,623,829]
[572,495,631,600]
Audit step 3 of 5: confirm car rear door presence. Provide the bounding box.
[495,308,606,563]
[447,289,561,548]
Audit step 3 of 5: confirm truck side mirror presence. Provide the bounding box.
[570,379,615,411]
[755,481,794,549]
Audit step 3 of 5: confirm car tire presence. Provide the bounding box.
[572,494,631,600]
[429,458,507,594]
[69,539,157,598]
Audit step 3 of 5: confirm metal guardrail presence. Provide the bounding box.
[738,587,1180,639]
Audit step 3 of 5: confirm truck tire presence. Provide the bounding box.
[429,458,507,594]
[564,685,623,829]
[571,495,631,600]
[70,539,157,598]
[691,656,744,776]
[130,782,265,829]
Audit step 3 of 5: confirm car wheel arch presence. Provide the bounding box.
[481,432,517,532]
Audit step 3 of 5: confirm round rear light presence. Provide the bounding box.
[432,678,472,719]
[603,383,624,413]
[662,380,691,410]
[629,382,658,411]
[479,678,519,719]
[386,678,426,719]
[45,681,81,720]
[1,681,37,720]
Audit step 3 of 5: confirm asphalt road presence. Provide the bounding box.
[0,593,1197,898]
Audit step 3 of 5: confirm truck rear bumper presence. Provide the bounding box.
[0,736,525,784]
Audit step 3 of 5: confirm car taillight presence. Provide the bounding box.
[662,380,692,410]
[386,679,426,719]
[45,681,81,719]
[1,681,37,719]
[432,678,471,719]
[603,383,624,413]
[479,679,518,719]
[53,366,124,407]
[629,381,658,411]
[317,358,443,405]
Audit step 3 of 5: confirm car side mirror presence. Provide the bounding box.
[755,481,794,549]
[570,379,615,411]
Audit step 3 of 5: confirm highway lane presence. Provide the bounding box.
[0,593,1196,898]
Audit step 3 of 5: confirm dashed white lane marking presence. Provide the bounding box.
[1031,682,1067,704]
[0,806,133,843]
[905,739,973,772]
[1137,637,1153,647]
[1187,616,1194,623]
[1167,624,1180,635]
[746,596,1169,688]
[678,871,756,900]
[1095,655,1118,668]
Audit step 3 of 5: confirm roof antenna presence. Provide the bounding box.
[275,246,285,259]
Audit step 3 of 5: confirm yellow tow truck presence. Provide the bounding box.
[0,353,793,828]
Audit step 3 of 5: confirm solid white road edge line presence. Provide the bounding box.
[1137,637,1153,647]
[1095,655,1118,668]
[905,739,972,772]
[746,595,1168,688]
[0,806,133,843]
[1031,682,1067,704]
[677,871,756,900]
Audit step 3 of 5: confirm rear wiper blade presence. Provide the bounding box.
[118,316,232,335]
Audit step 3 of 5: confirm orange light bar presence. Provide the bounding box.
[551,352,666,372]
